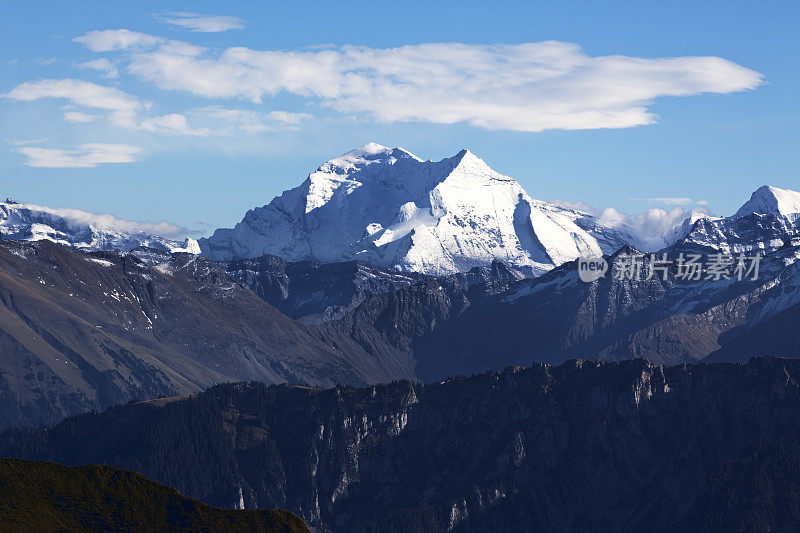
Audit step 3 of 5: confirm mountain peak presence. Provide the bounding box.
[201,145,632,275]
[734,185,800,219]
[449,148,493,174]
[317,143,422,175]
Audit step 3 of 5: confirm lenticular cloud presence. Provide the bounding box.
[72,31,763,132]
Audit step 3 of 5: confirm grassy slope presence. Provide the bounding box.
[0,457,309,532]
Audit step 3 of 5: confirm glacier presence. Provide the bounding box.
[200,143,635,276]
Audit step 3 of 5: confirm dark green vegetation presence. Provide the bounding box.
[0,457,309,532]
[3,357,800,532]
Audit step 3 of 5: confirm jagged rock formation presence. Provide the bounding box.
[219,254,524,323]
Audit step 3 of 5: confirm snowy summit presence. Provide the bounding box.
[734,185,800,220]
[200,143,633,275]
[675,184,800,254]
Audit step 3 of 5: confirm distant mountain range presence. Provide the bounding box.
[4,145,800,277]
[673,185,800,254]
[0,198,199,253]
[4,357,800,532]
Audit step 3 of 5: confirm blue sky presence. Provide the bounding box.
[1,0,798,239]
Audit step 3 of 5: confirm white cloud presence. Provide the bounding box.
[633,197,694,206]
[138,107,312,136]
[63,111,99,123]
[553,197,714,251]
[157,12,244,32]
[5,139,45,146]
[549,198,598,214]
[138,113,211,136]
[78,58,119,79]
[73,29,165,52]
[3,78,141,112]
[4,77,306,137]
[598,205,713,251]
[189,106,312,134]
[20,203,185,236]
[3,78,146,131]
[72,32,763,132]
[17,143,142,168]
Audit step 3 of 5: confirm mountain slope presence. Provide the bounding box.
[200,143,633,276]
[0,199,199,253]
[0,458,309,532]
[328,243,800,379]
[4,358,800,532]
[0,239,415,430]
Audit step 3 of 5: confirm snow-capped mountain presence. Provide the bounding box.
[0,199,199,254]
[200,143,634,276]
[673,185,800,253]
[734,185,800,220]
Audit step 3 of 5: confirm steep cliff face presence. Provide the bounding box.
[4,358,800,532]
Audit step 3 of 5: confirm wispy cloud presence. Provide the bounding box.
[63,110,99,123]
[549,199,597,213]
[16,143,142,168]
[16,202,186,236]
[3,78,142,114]
[71,31,763,132]
[156,12,245,33]
[77,58,119,79]
[3,78,145,131]
[3,77,308,136]
[74,29,165,52]
[632,197,695,206]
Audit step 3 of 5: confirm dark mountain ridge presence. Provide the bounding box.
[3,357,800,532]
